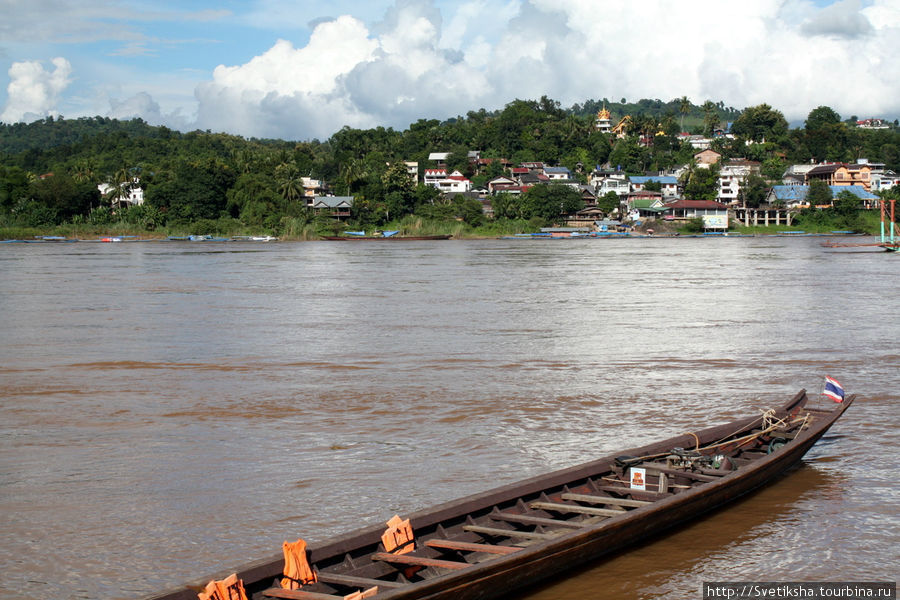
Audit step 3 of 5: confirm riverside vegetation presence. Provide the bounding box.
[1,98,898,240]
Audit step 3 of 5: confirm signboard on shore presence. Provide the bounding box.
[703,214,728,230]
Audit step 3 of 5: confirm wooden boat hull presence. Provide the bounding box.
[145,390,853,600]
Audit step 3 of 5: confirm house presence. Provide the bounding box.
[856,118,890,129]
[766,185,810,209]
[577,185,597,206]
[805,162,873,192]
[766,184,879,209]
[98,178,144,207]
[782,164,818,186]
[428,152,450,167]
[680,134,714,149]
[543,166,573,180]
[433,170,472,194]
[301,176,326,198]
[665,199,729,229]
[308,196,353,220]
[424,168,448,187]
[566,206,606,229]
[492,185,531,196]
[623,192,667,220]
[717,160,760,205]
[486,176,518,194]
[629,175,679,198]
[590,170,630,196]
[403,161,418,184]
[519,172,548,186]
[472,157,510,175]
[872,171,900,193]
[694,149,722,168]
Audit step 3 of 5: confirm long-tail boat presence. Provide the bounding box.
[147,388,853,600]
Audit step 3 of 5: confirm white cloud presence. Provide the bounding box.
[1,57,72,123]
[184,0,900,140]
[801,0,874,38]
[7,0,897,138]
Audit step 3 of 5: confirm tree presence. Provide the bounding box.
[807,179,832,207]
[520,185,583,223]
[683,164,720,200]
[805,106,841,131]
[31,173,99,221]
[731,104,789,143]
[596,191,620,215]
[147,158,235,223]
[803,106,848,162]
[678,96,691,133]
[701,101,719,137]
[275,162,303,203]
[450,194,484,226]
[740,174,769,208]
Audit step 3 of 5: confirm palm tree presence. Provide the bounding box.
[679,96,691,133]
[702,101,719,137]
[340,158,368,195]
[105,166,134,208]
[276,162,303,204]
[71,159,96,184]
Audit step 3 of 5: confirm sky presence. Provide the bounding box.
[1,0,898,141]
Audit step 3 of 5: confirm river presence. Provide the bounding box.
[0,237,896,600]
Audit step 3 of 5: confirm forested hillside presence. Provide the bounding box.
[1,96,897,238]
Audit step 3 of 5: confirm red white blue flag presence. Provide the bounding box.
[823,376,845,403]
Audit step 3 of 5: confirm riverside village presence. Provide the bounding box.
[103,108,897,239]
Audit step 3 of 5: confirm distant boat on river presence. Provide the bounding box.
[323,230,452,241]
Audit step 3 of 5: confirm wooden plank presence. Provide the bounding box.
[462,524,557,540]
[596,484,667,496]
[315,571,406,589]
[639,463,718,482]
[560,493,651,508]
[529,501,624,517]
[371,552,469,571]
[490,511,586,529]
[424,539,523,555]
[262,589,343,600]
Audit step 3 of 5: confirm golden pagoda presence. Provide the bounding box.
[595,105,612,133]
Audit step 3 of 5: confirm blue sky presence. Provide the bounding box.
[1,0,898,140]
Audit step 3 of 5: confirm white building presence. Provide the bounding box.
[433,170,472,194]
[98,178,144,206]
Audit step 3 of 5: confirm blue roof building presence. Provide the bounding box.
[767,185,878,207]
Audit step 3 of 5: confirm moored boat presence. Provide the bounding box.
[322,234,452,241]
[145,388,853,600]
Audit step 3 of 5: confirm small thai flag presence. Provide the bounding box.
[823,376,845,403]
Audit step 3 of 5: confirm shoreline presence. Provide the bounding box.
[0,231,874,243]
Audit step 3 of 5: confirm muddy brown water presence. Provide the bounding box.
[0,237,896,600]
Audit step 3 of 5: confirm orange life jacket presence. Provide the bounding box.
[197,573,247,600]
[281,538,318,589]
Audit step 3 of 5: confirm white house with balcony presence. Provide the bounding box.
[717,159,760,205]
[434,170,472,194]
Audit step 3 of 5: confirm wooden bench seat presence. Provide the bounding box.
[529,501,625,517]
[490,511,586,529]
[424,538,523,555]
[315,571,406,589]
[371,552,469,570]
[560,493,651,508]
[639,463,718,482]
[462,524,557,541]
